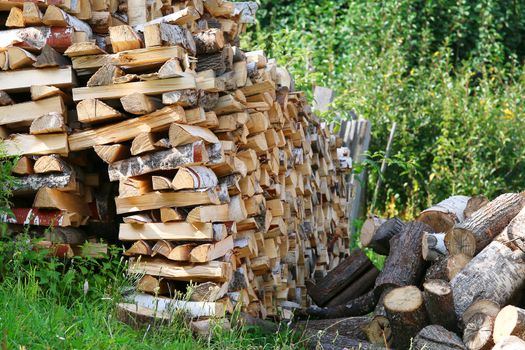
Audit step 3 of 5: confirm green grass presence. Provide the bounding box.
[0,275,301,350]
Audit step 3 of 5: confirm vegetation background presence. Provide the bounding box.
[3,0,525,348]
[245,0,525,218]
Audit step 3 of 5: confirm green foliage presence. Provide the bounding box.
[245,0,525,216]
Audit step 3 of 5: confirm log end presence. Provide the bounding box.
[384,285,423,313]
[493,305,521,344]
[463,313,494,350]
[445,228,476,257]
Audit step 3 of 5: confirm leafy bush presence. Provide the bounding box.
[246,0,525,216]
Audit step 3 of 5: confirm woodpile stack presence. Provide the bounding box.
[0,0,361,325]
[301,193,525,350]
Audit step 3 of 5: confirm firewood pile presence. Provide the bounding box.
[301,193,525,350]
[0,0,367,327]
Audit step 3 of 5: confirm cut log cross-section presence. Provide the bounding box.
[418,195,470,232]
[360,217,404,255]
[445,192,525,256]
[384,285,429,349]
[493,306,525,344]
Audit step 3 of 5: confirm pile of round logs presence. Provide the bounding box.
[298,192,525,350]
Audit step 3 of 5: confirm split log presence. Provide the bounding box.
[86,63,124,87]
[384,285,428,349]
[360,217,404,255]
[29,112,66,135]
[0,95,65,128]
[374,221,432,296]
[325,267,380,307]
[445,192,525,257]
[493,306,525,344]
[422,232,448,261]
[190,235,234,262]
[120,92,163,115]
[418,195,470,232]
[162,89,200,107]
[34,155,69,173]
[196,48,230,75]
[172,166,218,190]
[169,123,219,147]
[167,244,195,261]
[123,240,152,256]
[450,241,525,322]
[423,279,458,332]
[425,253,471,282]
[363,314,392,347]
[33,188,91,216]
[34,45,69,68]
[301,289,378,319]
[157,58,184,79]
[194,28,224,54]
[7,47,36,70]
[160,207,185,222]
[42,6,93,38]
[492,336,525,350]
[107,141,207,181]
[3,133,69,157]
[413,325,466,350]
[94,144,130,164]
[77,99,122,124]
[109,25,142,52]
[6,7,24,27]
[12,157,34,175]
[306,249,374,307]
[143,23,196,55]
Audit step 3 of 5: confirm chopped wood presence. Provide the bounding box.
[123,240,152,256]
[33,187,91,216]
[128,258,232,282]
[413,325,466,350]
[77,98,122,124]
[172,166,218,190]
[29,112,66,135]
[1,66,75,93]
[418,195,470,232]
[162,89,200,107]
[34,155,69,173]
[64,42,107,57]
[87,63,124,87]
[360,217,404,255]
[423,279,458,332]
[169,123,219,147]
[119,222,214,241]
[93,144,130,164]
[120,92,163,115]
[3,133,69,157]
[12,156,34,175]
[109,25,142,52]
[422,232,448,261]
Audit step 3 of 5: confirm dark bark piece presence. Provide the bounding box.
[450,241,525,322]
[196,48,230,75]
[414,325,467,350]
[325,267,380,307]
[301,290,378,319]
[374,221,432,296]
[306,249,374,307]
[107,141,207,181]
[194,28,224,54]
[463,313,495,350]
[445,192,525,257]
[159,23,196,55]
[198,91,219,110]
[34,44,69,68]
[425,253,471,282]
[294,316,370,340]
[464,195,489,219]
[384,285,428,349]
[492,336,525,350]
[422,232,448,261]
[360,217,404,255]
[162,89,200,107]
[418,195,470,232]
[423,279,458,332]
[301,333,387,350]
[493,305,525,344]
[0,91,14,106]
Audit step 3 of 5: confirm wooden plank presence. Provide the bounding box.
[68,105,186,151]
[0,95,65,127]
[0,66,76,92]
[128,258,232,282]
[3,133,68,156]
[115,189,221,214]
[119,222,214,241]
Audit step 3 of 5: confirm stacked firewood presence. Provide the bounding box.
[0,0,361,327]
[302,193,525,350]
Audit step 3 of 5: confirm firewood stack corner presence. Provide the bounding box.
[0,0,359,329]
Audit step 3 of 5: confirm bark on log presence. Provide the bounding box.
[360,217,404,255]
[413,325,467,350]
[301,332,387,350]
[374,221,432,296]
[301,290,378,319]
[107,141,207,181]
[492,336,525,350]
[425,253,472,282]
[503,206,525,253]
[196,48,230,75]
[423,279,458,332]
[325,267,380,307]
[384,285,428,349]
[294,316,370,340]
[12,171,75,193]
[464,195,489,219]
[194,28,224,54]
[422,232,448,261]
[463,312,495,350]
[450,241,525,322]
[418,195,470,232]
[493,306,525,344]
[306,249,374,307]
[445,192,525,257]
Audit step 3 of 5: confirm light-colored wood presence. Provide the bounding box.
[172,166,218,190]
[42,5,93,37]
[68,105,186,151]
[494,306,525,344]
[86,63,124,87]
[151,176,173,190]
[190,235,234,262]
[134,7,200,32]
[418,195,470,232]
[6,6,24,27]
[77,98,123,124]
[123,240,152,256]
[115,189,220,214]
[187,195,247,223]
[129,292,226,317]
[33,187,91,216]
[72,75,197,101]
[119,222,214,241]
[64,42,107,57]
[12,156,34,175]
[29,112,66,135]
[7,47,36,70]
[120,92,163,115]
[129,259,232,283]
[167,243,195,261]
[3,133,69,157]
[160,207,184,222]
[0,95,65,128]
[93,144,130,164]
[30,85,65,102]
[130,132,161,156]
[109,25,143,52]
[34,155,68,173]
[169,123,219,147]
[118,176,152,198]
[1,66,76,93]
[151,240,174,258]
[22,2,42,25]
[127,0,147,26]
